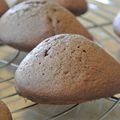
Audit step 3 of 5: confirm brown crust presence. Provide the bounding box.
[15,34,120,104]
[55,0,88,15]
[0,101,12,120]
[0,0,8,15]
[6,0,88,15]
[0,0,92,51]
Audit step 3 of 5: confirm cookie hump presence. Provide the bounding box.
[5,0,88,15]
[15,34,120,104]
[0,0,92,51]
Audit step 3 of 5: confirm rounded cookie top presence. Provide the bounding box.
[55,0,88,15]
[15,34,120,104]
[0,0,92,51]
[0,101,12,120]
[5,0,88,15]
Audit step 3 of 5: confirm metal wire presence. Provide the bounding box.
[0,59,18,68]
[0,77,14,83]
[97,99,120,120]
[12,103,38,114]
[45,104,79,120]
[0,92,18,100]
[0,50,20,68]
[0,0,120,120]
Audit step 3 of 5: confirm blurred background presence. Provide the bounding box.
[0,0,120,120]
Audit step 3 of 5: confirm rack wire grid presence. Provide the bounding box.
[0,0,120,120]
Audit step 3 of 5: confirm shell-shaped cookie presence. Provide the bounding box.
[15,34,120,104]
[5,0,88,15]
[0,0,92,51]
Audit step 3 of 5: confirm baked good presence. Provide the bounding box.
[113,12,120,37]
[54,0,88,15]
[5,0,88,15]
[5,0,24,7]
[15,34,120,104]
[0,100,12,120]
[0,0,8,15]
[0,0,92,51]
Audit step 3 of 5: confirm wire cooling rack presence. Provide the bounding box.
[0,0,120,120]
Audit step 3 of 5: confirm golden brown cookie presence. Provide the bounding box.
[0,0,8,15]
[55,0,88,15]
[5,0,88,15]
[0,0,92,51]
[113,12,120,37]
[0,101,12,120]
[15,34,120,104]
